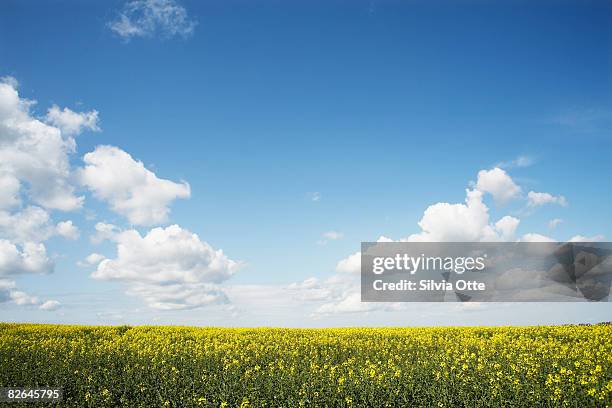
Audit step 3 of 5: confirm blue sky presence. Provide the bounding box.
[0,0,611,326]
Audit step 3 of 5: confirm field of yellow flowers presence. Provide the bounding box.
[0,324,610,407]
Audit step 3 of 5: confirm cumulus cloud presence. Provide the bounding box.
[55,220,79,240]
[0,207,79,243]
[314,193,521,313]
[85,253,105,265]
[0,172,20,209]
[90,222,121,244]
[475,167,521,205]
[315,187,521,312]
[527,191,567,207]
[45,105,100,136]
[407,189,519,242]
[0,279,59,310]
[520,233,556,243]
[0,240,53,276]
[10,290,39,306]
[336,251,361,274]
[79,146,191,225]
[39,300,61,311]
[568,234,605,242]
[0,206,53,243]
[91,224,240,310]
[108,0,197,41]
[298,165,600,315]
[0,78,90,211]
[494,216,520,241]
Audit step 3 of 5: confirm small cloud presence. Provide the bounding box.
[45,105,100,136]
[527,191,567,208]
[10,290,39,306]
[323,231,343,240]
[307,192,321,202]
[56,220,80,240]
[6,286,60,311]
[520,233,556,243]
[548,218,563,229]
[85,253,106,266]
[568,234,605,242]
[39,300,61,311]
[475,167,521,205]
[108,0,197,41]
[496,155,534,169]
[90,222,121,244]
[317,230,343,245]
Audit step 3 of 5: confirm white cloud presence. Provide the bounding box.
[0,279,59,309]
[55,220,79,240]
[527,191,567,207]
[0,279,15,302]
[108,0,197,41]
[520,233,556,243]
[0,240,53,276]
[0,207,79,243]
[91,224,240,310]
[0,172,20,209]
[323,231,343,240]
[336,251,361,274]
[568,234,605,242]
[548,218,563,229]
[0,76,18,88]
[288,277,320,290]
[90,222,121,244]
[494,216,520,241]
[45,105,99,136]
[407,189,519,242]
[0,77,90,211]
[79,146,190,225]
[10,290,39,306]
[85,253,105,265]
[475,167,521,204]
[496,155,534,169]
[0,206,53,243]
[317,230,344,245]
[301,164,595,315]
[318,187,521,314]
[39,300,61,311]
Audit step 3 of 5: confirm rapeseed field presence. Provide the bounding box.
[0,324,610,407]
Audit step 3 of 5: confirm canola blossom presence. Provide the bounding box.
[0,324,610,407]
